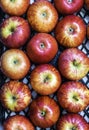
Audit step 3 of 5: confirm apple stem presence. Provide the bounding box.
[73,95,79,101]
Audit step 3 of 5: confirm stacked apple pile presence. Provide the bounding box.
[0,0,89,130]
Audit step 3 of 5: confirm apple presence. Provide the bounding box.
[85,0,89,10]
[0,16,31,48]
[57,81,89,113]
[3,115,35,130]
[26,33,58,64]
[30,64,61,95]
[57,113,89,130]
[27,1,58,33]
[55,15,86,48]
[54,0,84,15]
[28,96,60,128]
[0,49,30,80]
[58,48,89,80]
[0,80,31,112]
[0,0,29,16]
[87,24,89,39]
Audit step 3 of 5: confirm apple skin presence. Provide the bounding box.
[87,24,89,39]
[0,16,31,48]
[3,115,35,130]
[55,15,86,48]
[85,0,89,10]
[27,1,58,33]
[26,33,58,64]
[1,49,30,80]
[57,81,89,113]
[58,48,89,80]
[54,0,84,15]
[57,113,89,130]
[30,64,61,95]
[28,96,60,128]
[0,81,31,112]
[0,0,29,16]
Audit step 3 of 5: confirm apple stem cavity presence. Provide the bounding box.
[40,43,45,49]
[10,27,15,33]
[40,111,46,117]
[68,27,74,34]
[73,95,79,101]
[12,96,17,102]
[44,75,50,83]
[10,0,15,2]
[67,0,73,4]
[73,59,80,67]
[13,60,18,64]
[41,12,47,17]
[71,126,77,130]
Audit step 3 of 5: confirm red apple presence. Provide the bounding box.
[55,15,86,48]
[85,0,89,10]
[57,81,89,113]
[0,16,31,48]
[87,24,89,39]
[27,1,58,33]
[57,113,89,130]
[0,0,29,16]
[58,48,89,80]
[3,115,35,130]
[30,64,61,95]
[26,33,58,64]
[28,96,60,128]
[0,49,30,80]
[0,81,31,112]
[54,0,84,15]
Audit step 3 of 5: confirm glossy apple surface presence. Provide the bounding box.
[55,15,86,48]
[57,113,89,130]
[0,81,31,112]
[3,115,35,130]
[26,33,58,64]
[30,64,61,95]
[27,1,58,33]
[0,16,31,48]
[1,49,30,80]
[58,48,89,80]
[54,0,84,15]
[0,0,29,16]
[57,81,89,113]
[28,96,60,128]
